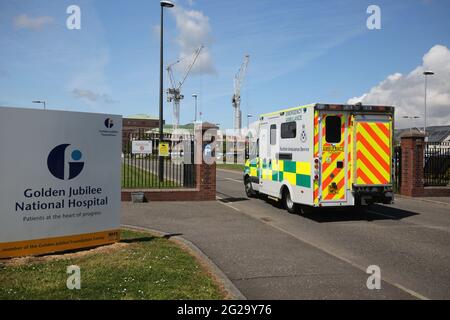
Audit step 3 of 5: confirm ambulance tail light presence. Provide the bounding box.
[314,158,319,180]
[314,158,319,169]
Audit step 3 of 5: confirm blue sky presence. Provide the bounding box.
[1,0,450,129]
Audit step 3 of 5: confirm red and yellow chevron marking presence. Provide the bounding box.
[321,115,346,201]
[355,121,391,185]
[347,115,353,189]
[314,111,319,158]
[313,111,319,204]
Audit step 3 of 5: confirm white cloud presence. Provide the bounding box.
[348,45,450,128]
[13,14,54,30]
[71,89,116,104]
[65,3,114,111]
[72,89,98,102]
[68,49,112,106]
[171,5,215,75]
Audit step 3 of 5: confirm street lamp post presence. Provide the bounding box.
[403,115,420,134]
[158,0,174,182]
[32,100,46,110]
[192,94,198,122]
[423,71,434,136]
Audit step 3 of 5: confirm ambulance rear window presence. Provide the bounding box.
[325,116,341,143]
[281,122,296,139]
[270,125,277,145]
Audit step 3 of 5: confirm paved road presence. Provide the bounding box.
[122,169,449,299]
[123,200,414,299]
[216,169,450,300]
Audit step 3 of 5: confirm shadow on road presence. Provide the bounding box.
[300,204,418,223]
[259,197,418,223]
[216,191,250,203]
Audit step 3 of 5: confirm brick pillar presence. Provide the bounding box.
[194,122,218,201]
[400,131,425,197]
[195,162,216,200]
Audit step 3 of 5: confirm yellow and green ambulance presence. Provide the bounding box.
[244,103,395,213]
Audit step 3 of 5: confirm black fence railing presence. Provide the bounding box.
[122,129,196,189]
[424,141,450,187]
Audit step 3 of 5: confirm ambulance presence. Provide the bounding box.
[244,103,395,213]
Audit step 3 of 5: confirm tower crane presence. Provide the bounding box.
[166,45,204,130]
[232,54,250,131]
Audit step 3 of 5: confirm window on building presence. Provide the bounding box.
[270,124,277,145]
[281,121,297,139]
[325,116,341,143]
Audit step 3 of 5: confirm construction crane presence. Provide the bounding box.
[232,54,250,131]
[166,45,204,130]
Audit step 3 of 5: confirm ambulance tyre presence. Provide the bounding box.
[282,188,299,214]
[244,176,257,198]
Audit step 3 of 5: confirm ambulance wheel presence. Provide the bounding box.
[244,177,257,198]
[283,189,298,214]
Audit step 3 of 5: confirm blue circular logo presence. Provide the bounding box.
[71,150,82,161]
[47,144,84,180]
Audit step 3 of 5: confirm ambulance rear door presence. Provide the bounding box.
[318,112,349,204]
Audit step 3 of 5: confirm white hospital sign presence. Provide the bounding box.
[132,140,152,154]
[0,107,122,258]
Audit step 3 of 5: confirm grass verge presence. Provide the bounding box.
[121,163,180,188]
[0,229,226,300]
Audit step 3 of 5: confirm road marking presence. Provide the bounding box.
[393,283,429,300]
[216,196,241,212]
[224,177,242,183]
